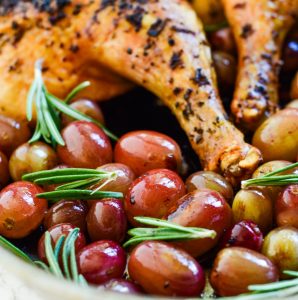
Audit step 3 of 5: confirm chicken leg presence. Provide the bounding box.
[0,0,262,184]
[222,0,297,130]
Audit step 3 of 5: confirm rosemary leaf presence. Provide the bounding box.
[44,232,63,278]
[26,77,38,121]
[22,168,105,181]
[283,270,298,278]
[65,81,90,103]
[54,235,66,260]
[263,162,298,178]
[134,216,217,237]
[241,162,298,188]
[69,231,80,282]
[34,260,50,272]
[29,120,42,143]
[124,217,216,247]
[47,94,118,141]
[249,278,298,292]
[79,275,88,286]
[37,190,123,201]
[34,174,106,185]
[41,91,65,146]
[55,176,108,191]
[62,229,79,280]
[0,236,33,264]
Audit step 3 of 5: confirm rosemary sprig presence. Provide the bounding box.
[123,217,216,247]
[241,162,298,189]
[27,60,118,145]
[23,168,123,202]
[0,229,87,285]
[222,270,298,300]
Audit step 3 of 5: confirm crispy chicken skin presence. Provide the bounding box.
[0,0,262,184]
[222,0,297,130]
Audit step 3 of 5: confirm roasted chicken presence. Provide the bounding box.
[0,0,262,184]
[222,0,297,129]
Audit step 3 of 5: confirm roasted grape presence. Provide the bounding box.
[210,247,279,296]
[186,170,234,203]
[62,99,105,127]
[114,131,182,176]
[86,198,127,243]
[43,200,88,232]
[0,182,47,238]
[232,189,273,233]
[57,121,112,168]
[9,142,58,181]
[77,240,126,285]
[124,169,186,226]
[0,151,9,188]
[0,115,31,156]
[38,223,86,263]
[262,227,298,277]
[166,189,232,257]
[96,163,135,195]
[128,241,205,297]
[220,220,263,251]
[253,108,298,162]
[276,185,298,228]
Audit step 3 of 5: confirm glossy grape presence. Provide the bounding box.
[128,241,205,297]
[210,247,279,296]
[186,170,234,203]
[9,142,58,181]
[57,121,112,168]
[0,182,47,238]
[262,226,298,277]
[220,220,263,251]
[96,163,135,195]
[77,240,126,285]
[62,99,105,127]
[0,115,30,156]
[124,169,186,226]
[0,151,9,188]
[38,223,86,263]
[43,200,88,232]
[166,189,232,257]
[114,131,182,176]
[232,189,273,233]
[275,185,298,228]
[86,198,127,243]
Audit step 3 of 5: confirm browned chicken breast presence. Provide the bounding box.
[222,0,297,130]
[0,0,262,184]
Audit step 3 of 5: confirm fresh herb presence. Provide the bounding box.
[23,168,123,202]
[241,162,298,188]
[222,270,298,300]
[123,217,216,247]
[0,236,33,264]
[27,60,118,146]
[0,229,87,285]
[37,190,123,202]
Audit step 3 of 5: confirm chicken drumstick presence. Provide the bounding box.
[222,0,297,130]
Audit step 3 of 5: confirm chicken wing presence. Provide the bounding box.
[0,0,262,184]
[222,0,297,130]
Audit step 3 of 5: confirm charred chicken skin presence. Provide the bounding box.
[222,0,297,130]
[0,0,262,184]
